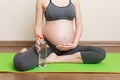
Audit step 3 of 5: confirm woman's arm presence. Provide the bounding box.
[73,0,83,46]
[34,0,44,52]
[34,0,44,40]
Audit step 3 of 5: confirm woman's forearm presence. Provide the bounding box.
[35,0,44,40]
[34,25,43,40]
[73,24,82,45]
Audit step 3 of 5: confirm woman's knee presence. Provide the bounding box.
[92,47,106,63]
[14,54,38,71]
[13,46,38,71]
[96,47,106,60]
[81,47,106,64]
[14,54,28,71]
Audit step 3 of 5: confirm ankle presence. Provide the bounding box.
[54,56,59,63]
[46,53,58,63]
[19,48,27,53]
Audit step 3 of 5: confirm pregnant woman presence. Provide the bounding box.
[14,0,106,71]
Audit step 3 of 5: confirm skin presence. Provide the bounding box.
[20,0,83,63]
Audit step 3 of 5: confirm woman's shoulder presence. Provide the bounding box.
[36,0,49,8]
[40,0,49,7]
[36,0,48,4]
[40,0,49,4]
[72,0,80,3]
[71,0,80,5]
[71,0,80,8]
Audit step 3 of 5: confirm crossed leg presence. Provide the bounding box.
[46,52,83,63]
[18,48,83,63]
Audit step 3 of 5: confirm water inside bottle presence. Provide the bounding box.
[38,53,47,68]
[38,41,47,68]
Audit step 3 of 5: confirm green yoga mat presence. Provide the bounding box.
[0,53,120,72]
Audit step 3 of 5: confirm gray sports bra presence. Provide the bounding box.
[44,0,76,21]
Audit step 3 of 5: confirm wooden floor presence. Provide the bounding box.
[1,73,120,80]
[0,41,120,80]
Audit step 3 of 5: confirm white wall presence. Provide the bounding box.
[0,0,120,41]
[81,0,120,41]
[0,0,36,41]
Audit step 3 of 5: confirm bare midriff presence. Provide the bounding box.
[43,20,75,46]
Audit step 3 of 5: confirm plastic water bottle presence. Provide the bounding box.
[38,40,47,68]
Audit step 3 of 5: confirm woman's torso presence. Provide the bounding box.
[42,0,76,46]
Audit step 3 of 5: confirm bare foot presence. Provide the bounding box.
[19,48,27,53]
[46,53,58,63]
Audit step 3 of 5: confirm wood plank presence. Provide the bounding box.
[0,41,35,47]
[0,73,120,80]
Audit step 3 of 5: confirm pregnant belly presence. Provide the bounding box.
[43,23,75,46]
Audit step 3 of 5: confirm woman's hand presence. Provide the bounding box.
[35,39,48,53]
[56,43,77,51]
[35,40,41,53]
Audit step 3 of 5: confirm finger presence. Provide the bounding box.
[64,44,72,46]
[35,44,41,52]
[36,46,40,52]
[57,46,65,51]
[56,45,71,51]
[56,47,61,50]
[36,41,40,46]
[46,44,49,47]
[36,45,40,50]
[62,46,73,51]
[64,45,73,49]
[56,45,62,49]
[60,47,69,51]
[56,45,62,47]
